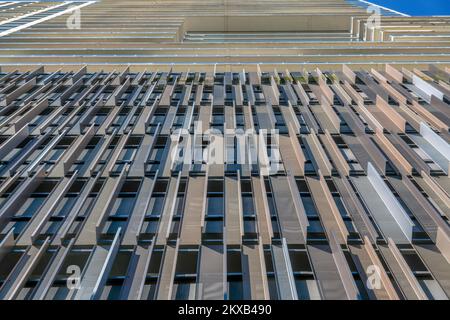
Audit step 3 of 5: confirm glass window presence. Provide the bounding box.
[207,197,224,216]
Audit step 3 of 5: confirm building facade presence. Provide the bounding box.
[0,0,449,300]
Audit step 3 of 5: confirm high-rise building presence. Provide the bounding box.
[0,0,449,301]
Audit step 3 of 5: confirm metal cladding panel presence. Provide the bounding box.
[262,83,279,106]
[161,106,177,135]
[120,244,154,300]
[0,238,49,300]
[198,104,212,131]
[328,232,359,300]
[160,84,174,107]
[303,133,333,176]
[270,176,306,244]
[339,108,388,170]
[307,244,348,300]
[213,85,225,106]
[179,176,207,245]
[271,240,297,300]
[414,175,450,219]
[430,96,450,121]
[281,85,298,106]
[411,133,449,175]
[409,101,448,132]
[181,85,193,107]
[128,134,157,177]
[421,123,450,172]
[414,244,450,298]
[242,103,254,131]
[348,243,397,300]
[387,176,445,242]
[122,177,157,246]
[299,106,320,132]
[379,240,428,300]
[0,229,14,262]
[76,172,127,245]
[156,243,178,300]
[0,166,45,230]
[254,104,275,130]
[370,97,406,133]
[225,176,242,245]
[351,175,413,244]
[49,124,96,177]
[13,99,48,133]
[375,132,412,175]
[33,240,74,300]
[280,104,300,132]
[278,134,303,176]
[332,176,379,242]
[307,175,348,244]
[197,245,226,300]
[432,176,450,198]
[156,175,181,245]
[386,133,431,175]
[242,243,269,300]
[224,105,236,130]
[321,131,350,176]
[233,85,243,106]
[413,75,444,102]
[352,163,414,244]
[17,174,77,245]
[342,133,387,174]
[74,229,121,300]
[251,176,273,244]
[309,103,340,134]
[53,175,100,245]
[133,100,157,134]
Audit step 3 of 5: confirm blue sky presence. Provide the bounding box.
[368,0,450,16]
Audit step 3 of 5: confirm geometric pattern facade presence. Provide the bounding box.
[0,0,449,300]
[0,66,449,300]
